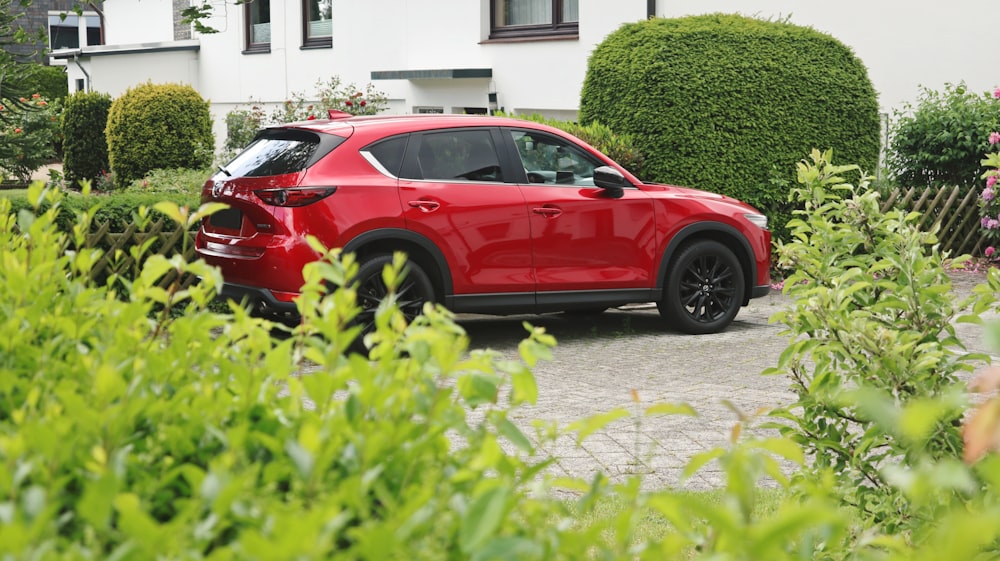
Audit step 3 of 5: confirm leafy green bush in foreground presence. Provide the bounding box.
[5,164,1000,559]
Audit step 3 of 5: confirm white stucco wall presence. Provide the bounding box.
[101,0,176,45]
[79,0,1000,154]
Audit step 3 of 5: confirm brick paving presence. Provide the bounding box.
[457,270,997,490]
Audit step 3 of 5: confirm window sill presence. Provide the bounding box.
[301,38,332,50]
[242,46,271,55]
[481,33,578,44]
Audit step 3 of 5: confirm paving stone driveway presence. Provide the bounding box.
[456,270,996,490]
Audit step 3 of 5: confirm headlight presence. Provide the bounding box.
[744,213,768,230]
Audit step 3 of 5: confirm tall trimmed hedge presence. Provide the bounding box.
[62,91,112,188]
[580,14,880,239]
[106,82,214,190]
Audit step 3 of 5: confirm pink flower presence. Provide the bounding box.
[994,86,1000,99]
[989,175,998,189]
[985,186,996,200]
[987,246,996,258]
[991,132,1000,145]
[992,218,1000,230]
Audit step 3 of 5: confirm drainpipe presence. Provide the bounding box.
[72,52,91,92]
[647,0,655,18]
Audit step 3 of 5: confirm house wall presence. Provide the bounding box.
[71,0,1000,154]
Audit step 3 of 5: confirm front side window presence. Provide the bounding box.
[411,130,504,182]
[302,0,332,47]
[245,0,271,52]
[490,0,578,39]
[509,129,599,186]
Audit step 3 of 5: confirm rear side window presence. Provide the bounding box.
[363,135,408,177]
[408,129,504,182]
[224,129,345,177]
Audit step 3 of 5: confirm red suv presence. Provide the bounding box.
[196,114,771,336]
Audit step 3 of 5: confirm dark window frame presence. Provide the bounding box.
[489,0,578,40]
[301,0,333,49]
[243,0,271,54]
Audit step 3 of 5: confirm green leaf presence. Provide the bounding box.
[495,417,533,454]
[643,402,697,417]
[459,485,510,553]
[566,408,630,443]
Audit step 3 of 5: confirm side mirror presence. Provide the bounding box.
[593,166,625,198]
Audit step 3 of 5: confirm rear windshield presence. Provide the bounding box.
[223,129,346,177]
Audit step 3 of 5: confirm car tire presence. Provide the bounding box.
[352,254,436,350]
[657,240,744,335]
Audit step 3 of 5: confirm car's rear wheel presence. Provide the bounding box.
[353,254,436,339]
[658,240,744,334]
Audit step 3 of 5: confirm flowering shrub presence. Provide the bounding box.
[0,93,60,183]
[220,76,389,162]
[978,86,1000,255]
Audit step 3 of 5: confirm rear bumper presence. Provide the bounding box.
[219,282,299,316]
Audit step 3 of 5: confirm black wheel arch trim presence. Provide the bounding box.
[657,222,758,302]
[342,228,454,296]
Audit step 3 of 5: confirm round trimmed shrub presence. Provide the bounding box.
[106,82,214,190]
[62,91,112,188]
[580,14,880,240]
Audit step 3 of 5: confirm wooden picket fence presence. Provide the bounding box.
[84,219,197,287]
[879,185,985,257]
[76,185,985,286]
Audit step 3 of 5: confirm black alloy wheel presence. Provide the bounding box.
[353,254,436,344]
[658,240,745,334]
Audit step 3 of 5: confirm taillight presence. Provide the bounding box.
[254,186,337,207]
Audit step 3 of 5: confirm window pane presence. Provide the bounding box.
[306,0,332,39]
[365,136,407,177]
[561,0,578,23]
[416,130,503,182]
[227,134,319,177]
[498,0,551,26]
[249,0,271,44]
[49,14,80,49]
[510,130,598,186]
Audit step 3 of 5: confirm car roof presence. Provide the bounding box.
[278,113,566,136]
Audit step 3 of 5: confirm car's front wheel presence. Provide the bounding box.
[658,240,744,334]
[353,254,436,340]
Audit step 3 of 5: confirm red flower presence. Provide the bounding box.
[31,93,40,98]
[345,100,353,107]
[19,97,26,102]
[307,115,316,120]
[37,100,47,106]
[360,100,367,107]
[14,128,21,133]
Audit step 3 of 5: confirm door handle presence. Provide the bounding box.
[532,207,562,218]
[408,200,440,212]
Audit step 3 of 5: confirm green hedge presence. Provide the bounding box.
[1,190,200,232]
[62,91,112,188]
[580,14,880,240]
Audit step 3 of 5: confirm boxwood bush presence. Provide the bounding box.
[106,82,214,190]
[580,14,880,240]
[62,91,112,188]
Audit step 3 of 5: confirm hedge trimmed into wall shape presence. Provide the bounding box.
[62,91,112,188]
[580,13,880,240]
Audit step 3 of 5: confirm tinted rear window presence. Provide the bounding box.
[364,135,408,177]
[224,129,346,177]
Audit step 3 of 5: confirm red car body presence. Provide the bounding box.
[196,114,771,334]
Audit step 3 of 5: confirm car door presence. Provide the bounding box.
[504,127,657,293]
[397,127,534,297]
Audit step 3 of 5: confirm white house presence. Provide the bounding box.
[49,0,1000,154]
